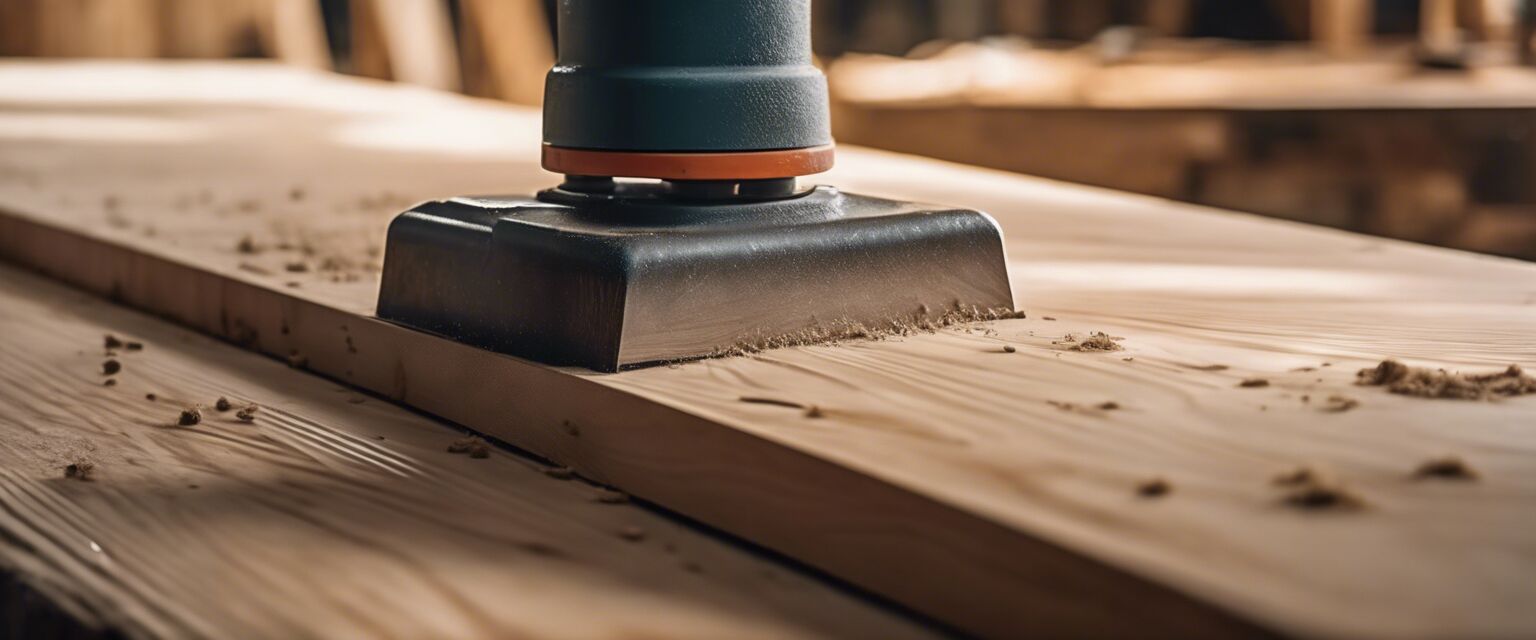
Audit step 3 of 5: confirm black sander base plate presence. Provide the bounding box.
[376,184,1014,372]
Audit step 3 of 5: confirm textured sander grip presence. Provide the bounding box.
[542,0,833,161]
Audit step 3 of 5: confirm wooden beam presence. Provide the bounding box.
[351,0,461,91]
[458,0,552,106]
[1,61,1534,639]
[1313,0,1374,56]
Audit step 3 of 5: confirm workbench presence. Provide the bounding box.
[0,61,1533,639]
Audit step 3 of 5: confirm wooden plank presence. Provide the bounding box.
[1,61,1534,639]
[0,262,936,638]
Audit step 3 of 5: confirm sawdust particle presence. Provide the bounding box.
[1137,477,1171,498]
[103,379,116,387]
[1357,360,1534,400]
[1097,401,1121,411]
[1282,481,1365,511]
[1064,331,1123,352]
[1412,456,1478,481]
[235,404,259,423]
[1292,366,1317,373]
[1002,344,1017,353]
[1321,395,1359,413]
[1180,363,1229,372]
[104,334,123,350]
[178,407,202,426]
[214,397,233,412]
[595,489,630,504]
[803,405,825,419]
[101,359,121,376]
[447,436,488,457]
[236,235,260,254]
[284,261,309,273]
[124,341,142,351]
[145,393,156,401]
[64,461,95,481]
[1239,378,1270,388]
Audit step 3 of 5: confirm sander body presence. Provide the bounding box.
[378,0,1014,372]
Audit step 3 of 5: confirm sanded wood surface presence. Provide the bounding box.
[0,262,936,639]
[1,61,1534,639]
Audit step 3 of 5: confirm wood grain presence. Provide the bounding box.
[1,61,1534,639]
[0,264,937,640]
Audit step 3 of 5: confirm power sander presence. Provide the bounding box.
[377,0,1014,372]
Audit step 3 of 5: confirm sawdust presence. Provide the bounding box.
[64,461,95,481]
[1056,332,1123,352]
[236,235,261,254]
[1179,363,1230,372]
[1412,456,1479,481]
[103,379,116,387]
[709,305,1026,358]
[101,359,121,376]
[145,393,156,401]
[1137,477,1171,498]
[1356,360,1535,400]
[447,436,490,458]
[125,341,142,351]
[1002,345,1017,353]
[103,334,123,350]
[178,407,202,426]
[1097,401,1121,411]
[803,405,825,419]
[235,404,259,423]
[1238,378,1270,388]
[284,261,309,273]
[1272,466,1364,511]
[1321,395,1359,413]
[214,397,233,412]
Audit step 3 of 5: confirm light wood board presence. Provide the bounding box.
[1,61,1534,639]
[0,259,937,639]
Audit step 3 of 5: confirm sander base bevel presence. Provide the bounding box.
[376,185,1014,372]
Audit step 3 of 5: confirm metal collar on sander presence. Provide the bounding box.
[376,0,1016,371]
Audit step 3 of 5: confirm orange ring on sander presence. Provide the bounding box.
[543,144,835,181]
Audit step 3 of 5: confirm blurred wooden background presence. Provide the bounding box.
[1,0,1533,259]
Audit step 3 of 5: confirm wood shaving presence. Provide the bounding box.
[1238,378,1270,388]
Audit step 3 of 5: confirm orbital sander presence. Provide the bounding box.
[377,0,1015,372]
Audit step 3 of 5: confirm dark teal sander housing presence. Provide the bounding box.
[543,0,830,154]
[377,0,1016,371]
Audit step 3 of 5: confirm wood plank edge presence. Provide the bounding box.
[0,207,1275,639]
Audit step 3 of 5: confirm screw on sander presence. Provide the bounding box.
[376,0,1015,372]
